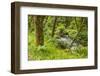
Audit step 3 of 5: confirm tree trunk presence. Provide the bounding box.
[33,16,44,46]
[52,17,57,37]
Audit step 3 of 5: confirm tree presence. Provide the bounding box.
[52,17,57,37]
[33,16,45,46]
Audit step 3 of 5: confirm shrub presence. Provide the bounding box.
[73,46,88,58]
[37,45,47,53]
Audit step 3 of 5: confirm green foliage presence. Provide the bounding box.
[28,15,34,32]
[28,15,88,60]
[65,29,77,38]
[71,46,88,58]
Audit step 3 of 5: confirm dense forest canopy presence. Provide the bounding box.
[28,15,88,60]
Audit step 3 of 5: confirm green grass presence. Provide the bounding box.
[28,32,88,60]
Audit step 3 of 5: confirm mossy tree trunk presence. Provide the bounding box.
[33,16,45,46]
[52,17,57,37]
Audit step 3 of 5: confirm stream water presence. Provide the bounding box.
[56,35,78,50]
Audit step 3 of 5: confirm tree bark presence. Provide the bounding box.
[52,17,57,37]
[33,16,45,46]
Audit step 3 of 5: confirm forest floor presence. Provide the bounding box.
[28,33,88,60]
